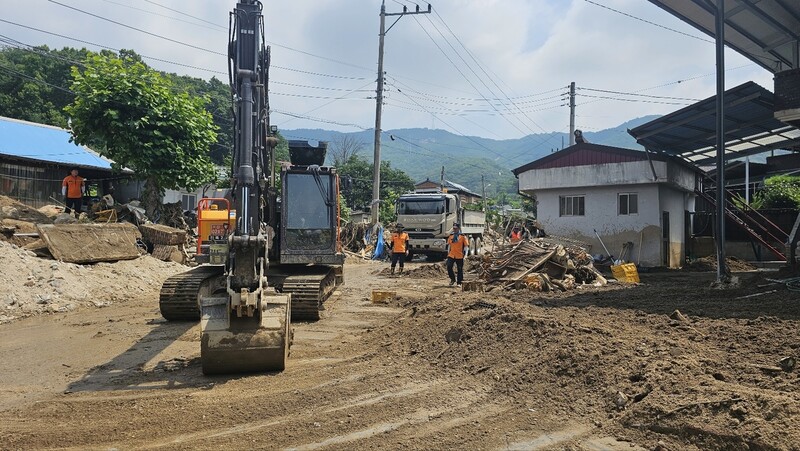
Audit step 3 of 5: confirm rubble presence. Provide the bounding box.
[477,239,608,292]
[37,223,142,264]
[0,240,184,323]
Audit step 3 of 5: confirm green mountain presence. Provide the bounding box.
[283,115,659,195]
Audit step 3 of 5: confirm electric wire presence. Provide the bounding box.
[582,0,713,43]
[427,9,560,146]
[98,0,227,31]
[46,0,228,57]
[409,14,530,137]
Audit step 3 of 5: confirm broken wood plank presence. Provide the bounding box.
[37,223,142,264]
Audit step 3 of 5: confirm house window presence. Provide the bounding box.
[618,193,638,215]
[559,195,585,216]
[181,193,197,212]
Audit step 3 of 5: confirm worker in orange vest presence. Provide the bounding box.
[61,167,85,215]
[509,224,523,244]
[446,223,470,286]
[389,223,409,275]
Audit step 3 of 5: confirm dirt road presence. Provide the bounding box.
[0,257,798,450]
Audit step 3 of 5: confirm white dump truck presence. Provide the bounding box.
[395,190,486,260]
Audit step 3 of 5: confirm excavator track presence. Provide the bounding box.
[281,269,337,321]
[159,265,225,321]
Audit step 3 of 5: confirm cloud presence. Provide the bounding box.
[2,0,776,139]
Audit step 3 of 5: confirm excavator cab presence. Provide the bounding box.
[279,141,343,265]
[267,140,345,320]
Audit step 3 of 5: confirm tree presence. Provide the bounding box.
[330,135,365,166]
[336,154,414,219]
[65,53,217,217]
[0,46,91,127]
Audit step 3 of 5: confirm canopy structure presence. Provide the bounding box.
[628,82,800,165]
[648,0,799,73]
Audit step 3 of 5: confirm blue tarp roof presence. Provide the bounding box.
[0,116,116,170]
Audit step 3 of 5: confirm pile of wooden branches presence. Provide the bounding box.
[477,239,607,292]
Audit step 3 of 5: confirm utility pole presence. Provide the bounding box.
[371,1,432,224]
[569,81,576,146]
[714,0,728,281]
[481,175,487,213]
[440,166,445,192]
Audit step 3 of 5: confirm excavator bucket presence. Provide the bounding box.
[199,293,291,375]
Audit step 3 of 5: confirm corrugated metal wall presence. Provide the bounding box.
[0,161,63,208]
[0,157,130,208]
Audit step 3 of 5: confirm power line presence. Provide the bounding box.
[422,10,566,152]
[0,64,75,94]
[577,87,700,102]
[46,0,227,57]
[99,0,226,32]
[427,10,555,138]
[142,0,228,30]
[103,0,377,74]
[409,14,530,138]
[0,20,372,84]
[576,93,692,106]
[0,19,227,76]
[583,0,713,43]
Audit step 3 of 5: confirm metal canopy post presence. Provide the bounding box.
[715,0,729,281]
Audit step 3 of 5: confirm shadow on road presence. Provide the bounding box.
[66,319,265,393]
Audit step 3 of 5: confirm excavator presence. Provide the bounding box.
[158,0,344,374]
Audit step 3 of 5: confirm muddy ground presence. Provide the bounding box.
[0,253,798,450]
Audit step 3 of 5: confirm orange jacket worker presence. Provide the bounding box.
[446,223,469,286]
[510,225,523,243]
[389,223,410,274]
[61,167,85,215]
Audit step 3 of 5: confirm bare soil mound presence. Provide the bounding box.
[365,272,800,450]
[0,240,185,323]
[684,256,757,272]
[0,195,52,224]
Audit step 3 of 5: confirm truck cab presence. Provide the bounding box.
[396,189,485,260]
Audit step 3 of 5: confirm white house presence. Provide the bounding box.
[512,143,700,268]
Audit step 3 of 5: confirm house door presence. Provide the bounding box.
[662,211,670,267]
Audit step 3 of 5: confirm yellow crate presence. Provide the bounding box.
[611,263,640,283]
[371,290,396,303]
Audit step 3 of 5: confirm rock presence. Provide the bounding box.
[3,295,16,306]
[669,309,689,323]
[444,327,463,343]
[778,356,796,372]
[614,391,628,409]
[36,294,52,304]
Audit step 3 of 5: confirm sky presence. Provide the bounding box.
[1,0,775,141]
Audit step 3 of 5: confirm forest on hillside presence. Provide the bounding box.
[0,45,233,165]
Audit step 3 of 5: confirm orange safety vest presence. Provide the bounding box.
[447,234,469,259]
[390,232,409,253]
[62,175,85,199]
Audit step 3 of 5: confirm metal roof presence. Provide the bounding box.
[648,0,800,73]
[511,142,660,175]
[0,116,116,170]
[628,82,800,165]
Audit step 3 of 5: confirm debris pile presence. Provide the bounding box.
[477,240,607,291]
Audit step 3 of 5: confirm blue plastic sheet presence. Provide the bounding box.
[372,226,385,260]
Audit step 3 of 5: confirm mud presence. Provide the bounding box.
[0,254,797,450]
